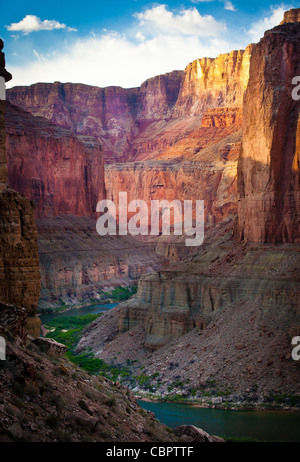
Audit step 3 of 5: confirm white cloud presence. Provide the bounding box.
[135,5,226,36]
[135,31,145,41]
[7,32,238,89]
[224,1,237,12]
[191,0,237,10]
[248,5,292,42]
[6,5,241,89]
[6,15,77,34]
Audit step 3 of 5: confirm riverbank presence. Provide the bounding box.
[135,392,300,412]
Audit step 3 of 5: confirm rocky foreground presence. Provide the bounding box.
[0,304,225,442]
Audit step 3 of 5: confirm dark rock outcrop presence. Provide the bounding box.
[0,303,27,343]
[0,188,40,314]
[174,425,224,443]
[0,334,182,442]
[32,337,68,355]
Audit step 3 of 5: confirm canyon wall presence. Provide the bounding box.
[111,17,300,346]
[236,22,300,243]
[105,155,238,228]
[36,217,169,309]
[7,47,251,163]
[5,45,250,306]
[280,8,300,24]
[4,103,172,309]
[172,46,253,117]
[77,13,300,397]
[136,71,184,121]
[0,99,41,336]
[0,102,7,191]
[5,102,105,219]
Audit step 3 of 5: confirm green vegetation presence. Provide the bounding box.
[45,314,99,349]
[264,394,300,408]
[45,314,131,382]
[100,286,137,301]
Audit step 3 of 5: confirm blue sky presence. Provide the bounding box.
[0,1,296,88]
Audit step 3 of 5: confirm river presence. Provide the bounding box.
[39,302,118,325]
[40,302,300,442]
[138,400,300,442]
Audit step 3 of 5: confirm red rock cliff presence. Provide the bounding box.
[280,8,300,24]
[0,101,41,335]
[236,21,300,243]
[7,51,249,163]
[172,46,253,117]
[5,103,105,219]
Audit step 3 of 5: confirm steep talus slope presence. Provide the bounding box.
[77,219,300,397]
[0,324,180,442]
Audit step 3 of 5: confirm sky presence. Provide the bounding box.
[0,0,297,89]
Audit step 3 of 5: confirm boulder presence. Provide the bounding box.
[174,425,224,442]
[32,337,67,355]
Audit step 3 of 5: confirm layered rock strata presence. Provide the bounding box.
[0,75,40,337]
[36,217,170,310]
[5,102,105,219]
[7,46,251,163]
[172,46,253,117]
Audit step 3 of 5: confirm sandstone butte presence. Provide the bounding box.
[3,9,300,402]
